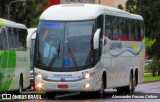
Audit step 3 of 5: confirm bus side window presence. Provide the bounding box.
[125,18,130,40]
[137,20,141,41]
[0,28,8,50]
[130,19,135,41]
[0,26,3,50]
[140,21,145,40]
[18,29,27,50]
[120,18,127,41]
[105,15,112,39]
[112,17,118,40]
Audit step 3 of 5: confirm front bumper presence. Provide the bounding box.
[35,76,101,92]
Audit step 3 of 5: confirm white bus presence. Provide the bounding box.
[34,4,145,98]
[27,28,37,87]
[0,18,30,94]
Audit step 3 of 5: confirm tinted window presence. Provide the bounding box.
[8,27,27,51]
[105,15,144,41]
[140,21,145,40]
[105,15,112,39]
[0,27,8,50]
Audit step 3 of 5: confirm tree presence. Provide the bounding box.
[126,0,137,13]
[0,0,10,18]
[126,0,160,59]
[117,4,124,10]
[0,0,48,27]
[145,37,156,57]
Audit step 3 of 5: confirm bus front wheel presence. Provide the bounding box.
[46,92,56,99]
[91,78,105,98]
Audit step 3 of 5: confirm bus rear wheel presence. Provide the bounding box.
[11,76,23,95]
[18,76,23,94]
[125,73,135,93]
[116,73,135,94]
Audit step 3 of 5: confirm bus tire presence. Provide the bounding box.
[125,73,134,94]
[46,92,56,99]
[116,73,135,94]
[132,76,136,93]
[18,76,23,94]
[92,78,105,98]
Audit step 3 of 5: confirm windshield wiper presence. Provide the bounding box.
[57,42,61,58]
[69,47,77,67]
[86,50,93,65]
[68,44,78,68]
[48,41,61,68]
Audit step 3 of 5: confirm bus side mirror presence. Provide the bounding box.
[93,28,101,49]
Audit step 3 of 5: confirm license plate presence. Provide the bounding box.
[58,84,68,89]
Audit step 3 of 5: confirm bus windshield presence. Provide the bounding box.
[35,20,95,71]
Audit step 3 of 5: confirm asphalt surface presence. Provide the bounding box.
[1,81,160,102]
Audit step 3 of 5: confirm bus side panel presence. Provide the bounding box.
[0,51,17,92]
[9,50,30,91]
[101,39,145,88]
[138,56,144,83]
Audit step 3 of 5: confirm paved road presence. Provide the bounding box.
[1,81,160,102]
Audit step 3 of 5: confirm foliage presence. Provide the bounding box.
[145,58,160,77]
[145,58,156,73]
[126,0,137,13]
[145,37,156,50]
[0,0,49,27]
[126,0,160,59]
[117,4,124,10]
[145,37,156,56]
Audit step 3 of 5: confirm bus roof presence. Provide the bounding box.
[130,14,143,20]
[0,18,27,29]
[40,4,143,21]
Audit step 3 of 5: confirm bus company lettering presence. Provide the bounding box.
[109,42,122,50]
[27,95,42,99]
[54,74,72,78]
[145,95,158,99]
[6,94,42,100]
[112,94,158,99]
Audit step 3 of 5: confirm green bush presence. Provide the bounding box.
[145,64,153,73]
[145,59,160,76]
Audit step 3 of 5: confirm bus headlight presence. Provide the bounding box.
[37,82,43,88]
[35,73,48,80]
[35,82,44,91]
[84,73,93,79]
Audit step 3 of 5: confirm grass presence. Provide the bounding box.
[144,74,160,82]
